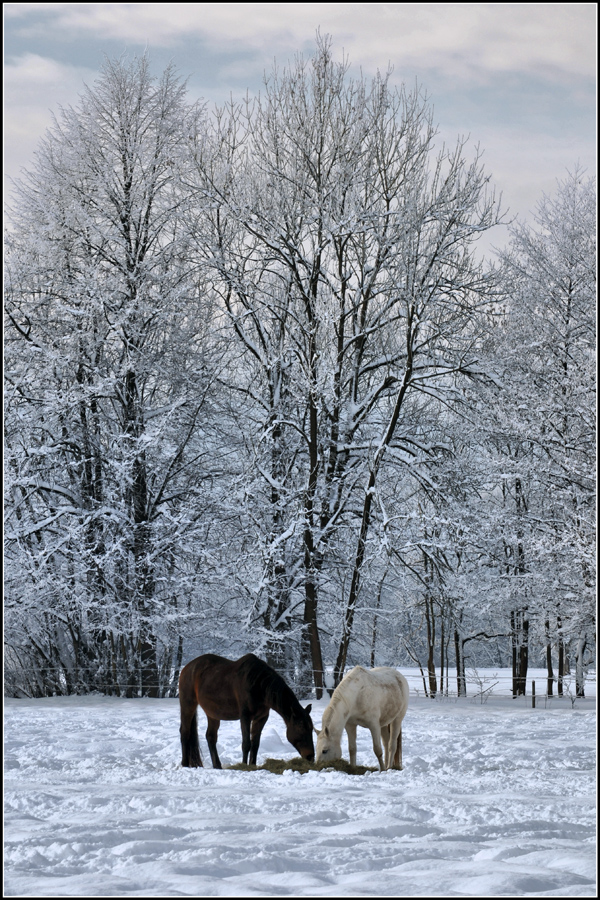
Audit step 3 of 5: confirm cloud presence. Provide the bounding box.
[4,4,595,249]
[4,53,97,186]
[477,126,594,212]
[5,2,596,83]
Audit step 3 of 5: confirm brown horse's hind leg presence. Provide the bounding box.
[179,702,203,768]
[205,717,222,769]
[248,710,269,765]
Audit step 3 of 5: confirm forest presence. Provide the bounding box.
[4,41,596,701]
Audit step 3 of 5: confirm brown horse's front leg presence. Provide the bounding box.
[240,711,252,764]
[249,710,269,765]
[205,716,222,768]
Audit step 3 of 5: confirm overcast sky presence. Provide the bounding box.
[4,3,596,253]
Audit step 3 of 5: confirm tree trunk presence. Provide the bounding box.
[125,369,159,698]
[333,474,374,685]
[424,596,437,699]
[511,608,529,697]
[440,614,448,696]
[370,612,379,670]
[302,560,324,698]
[575,636,586,698]
[557,614,564,697]
[334,354,415,685]
[545,618,554,696]
[518,618,529,696]
[455,628,467,697]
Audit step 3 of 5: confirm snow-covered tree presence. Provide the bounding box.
[191,36,504,692]
[5,45,592,702]
[4,56,220,696]
[472,169,596,696]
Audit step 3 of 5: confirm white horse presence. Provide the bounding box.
[315,666,409,771]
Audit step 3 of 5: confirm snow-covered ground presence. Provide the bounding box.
[4,668,596,897]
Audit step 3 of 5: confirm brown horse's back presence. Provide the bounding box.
[179,652,261,721]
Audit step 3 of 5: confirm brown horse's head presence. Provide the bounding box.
[286,703,315,761]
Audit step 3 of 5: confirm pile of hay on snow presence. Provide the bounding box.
[227,757,378,775]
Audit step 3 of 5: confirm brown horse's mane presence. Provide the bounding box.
[243,654,302,721]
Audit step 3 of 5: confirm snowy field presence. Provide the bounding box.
[4,668,596,897]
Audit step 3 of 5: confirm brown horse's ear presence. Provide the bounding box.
[304,704,312,715]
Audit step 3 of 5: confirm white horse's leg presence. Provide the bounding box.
[346,723,357,766]
[381,723,391,769]
[368,723,385,771]
[389,715,403,770]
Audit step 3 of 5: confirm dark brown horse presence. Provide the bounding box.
[178,653,315,768]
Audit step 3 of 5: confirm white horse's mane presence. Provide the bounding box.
[322,667,362,727]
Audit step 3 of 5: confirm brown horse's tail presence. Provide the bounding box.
[180,708,202,767]
[179,669,203,767]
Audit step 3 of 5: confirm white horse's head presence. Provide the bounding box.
[315,725,342,764]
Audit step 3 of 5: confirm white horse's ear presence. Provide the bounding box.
[313,726,321,736]
[324,725,329,737]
